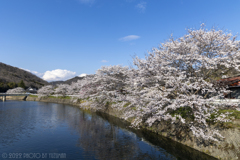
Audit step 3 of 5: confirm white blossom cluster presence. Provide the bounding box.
[37,85,54,96]
[6,87,25,94]
[37,24,240,142]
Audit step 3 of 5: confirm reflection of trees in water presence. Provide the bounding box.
[97,112,217,160]
[78,113,138,159]
[65,109,173,160]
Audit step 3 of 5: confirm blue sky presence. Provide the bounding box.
[1,0,240,81]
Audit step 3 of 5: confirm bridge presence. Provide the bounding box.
[0,93,31,102]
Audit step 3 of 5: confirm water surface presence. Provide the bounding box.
[0,101,216,160]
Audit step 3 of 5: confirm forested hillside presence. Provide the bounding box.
[0,62,48,92]
[50,76,84,86]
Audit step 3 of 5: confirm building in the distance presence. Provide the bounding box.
[26,87,37,94]
[218,75,240,99]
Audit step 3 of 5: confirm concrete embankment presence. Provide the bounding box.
[6,96,240,160]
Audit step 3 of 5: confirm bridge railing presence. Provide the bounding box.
[0,93,31,96]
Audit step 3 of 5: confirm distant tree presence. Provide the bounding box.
[94,65,129,102]
[54,84,70,97]
[37,85,54,96]
[68,82,81,95]
[0,83,7,92]
[6,87,25,94]
[7,82,17,89]
[18,80,26,89]
[78,75,100,99]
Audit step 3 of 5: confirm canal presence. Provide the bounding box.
[0,101,217,160]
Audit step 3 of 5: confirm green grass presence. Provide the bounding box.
[105,101,118,106]
[48,96,71,99]
[168,107,240,123]
[29,95,38,98]
[218,109,240,119]
[206,109,240,129]
[131,107,137,110]
[207,109,240,123]
[123,102,131,108]
[169,106,195,121]
[77,98,83,103]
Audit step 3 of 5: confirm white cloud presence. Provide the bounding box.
[20,68,77,82]
[42,69,76,82]
[79,73,87,77]
[119,35,140,41]
[101,60,108,63]
[136,2,146,12]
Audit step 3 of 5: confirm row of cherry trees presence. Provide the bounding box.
[37,25,240,142]
[6,87,26,94]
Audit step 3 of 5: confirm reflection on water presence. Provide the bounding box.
[0,101,216,160]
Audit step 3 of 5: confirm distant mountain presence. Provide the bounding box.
[50,76,85,86]
[50,75,96,86]
[0,62,49,92]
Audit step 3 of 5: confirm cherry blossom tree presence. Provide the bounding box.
[37,85,54,96]
[94,65,129,102]
[54,84,71,97]
[74,67,130,109]
[6,87,25,94]
[77,75,99,99]
[68,82,81,95]
[123,24,240,141]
